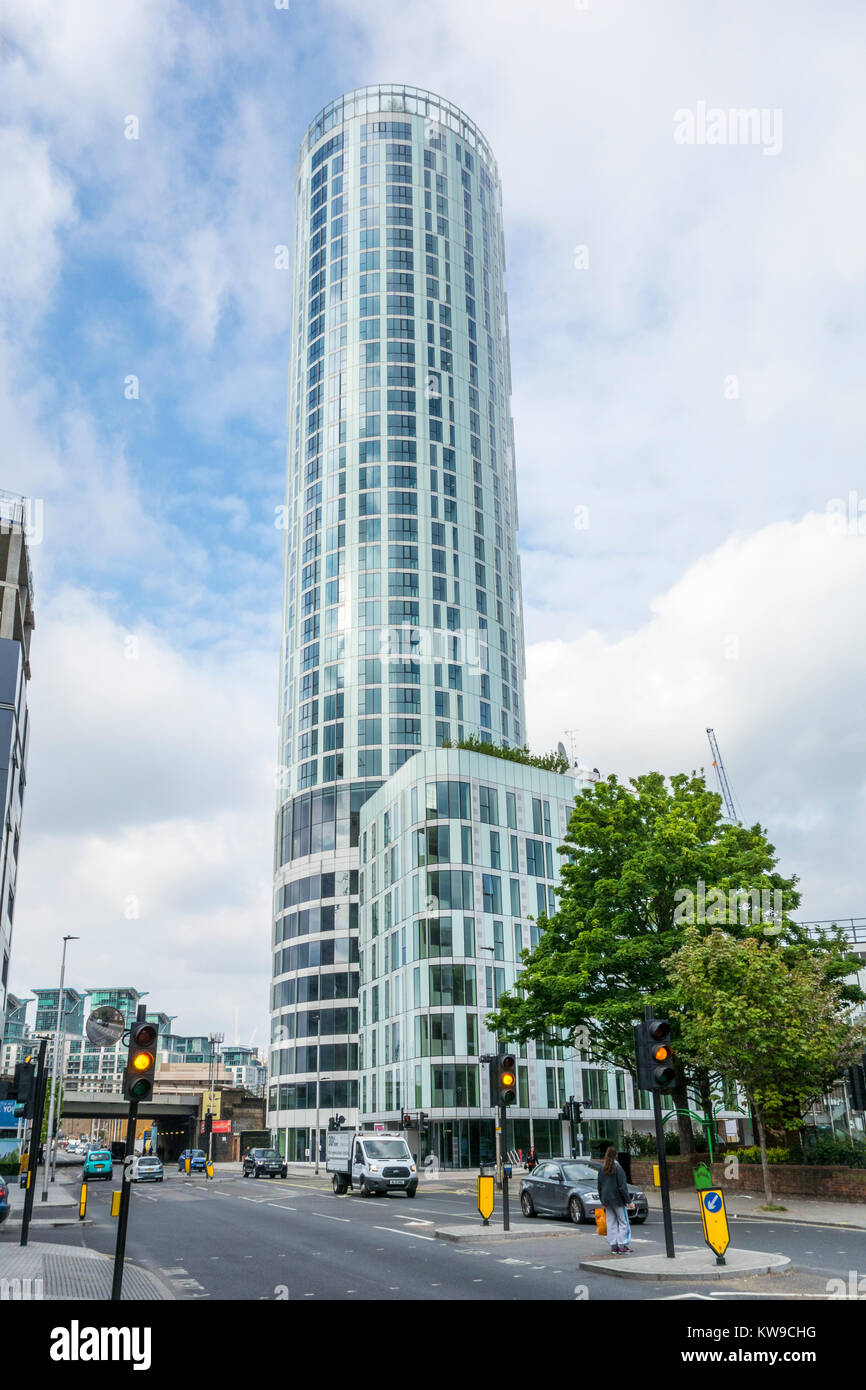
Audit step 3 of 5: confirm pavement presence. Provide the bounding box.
[646,1188,866,1229]
[0,1240,174,1300]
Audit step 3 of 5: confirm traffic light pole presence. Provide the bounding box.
[499,1102,510,1232]
[111,1093,140,1300]
[646,1005,676,1259]
[19,1038,48,1248]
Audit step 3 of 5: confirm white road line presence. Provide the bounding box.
[312,1212,350,1222]
[269,1204,297,1211]
[374,1225,436,1241]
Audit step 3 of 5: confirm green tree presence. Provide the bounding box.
[489,770,814,1153]
[440,734,570,774]
[664,927,866,1203]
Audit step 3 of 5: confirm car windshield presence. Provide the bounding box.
[89,1151,111,1160]
[362,1140,410,1160]
[254,1150,281,1160]
[139,1157,159,1165]
[561,1164,600,1185]
[191,1150,205,1158]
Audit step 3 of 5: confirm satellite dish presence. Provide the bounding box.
[557,741,568,761]
[85,1005,125,1049]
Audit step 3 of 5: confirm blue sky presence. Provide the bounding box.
[2,0,865,1043]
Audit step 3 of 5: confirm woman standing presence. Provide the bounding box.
[598,1146,633,1254]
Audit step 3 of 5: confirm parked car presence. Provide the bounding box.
[0,1173,10,1223]
[519,1158,648,1224]
[178,1148,207,1173]
[242,1147,288,1179]
[82,1148,113,1182]
[130,1154,164,1183]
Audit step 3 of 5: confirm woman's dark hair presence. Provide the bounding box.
[602,1145,617,1175]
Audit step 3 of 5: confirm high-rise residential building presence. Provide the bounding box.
[0,492,35,1045]
[270,87,649,1165]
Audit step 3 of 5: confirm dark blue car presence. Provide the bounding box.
[0,1173,10,1223]
[178,1148,207,1173]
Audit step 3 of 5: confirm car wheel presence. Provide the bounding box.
[568,1196,586,1225]
[360,1178,372,1198]
[281,1169,287,1179]
[405,1188,416,1199]
[632,1216,646,1225]
[520,1191,536,1218]
[332,1174,342,1194]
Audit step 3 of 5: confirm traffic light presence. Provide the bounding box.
[401,1112,413,1130]
[417,1111,429,1133]
[12,1060,36,1118]
[203,1112,213,1142]
[635,1019,676,1092]
[846,1061,866,1113]
[122,1020,158,1102]
[489,1053,517,1108]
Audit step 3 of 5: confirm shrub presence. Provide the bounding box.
[733,1145,793,1165]
[803,1135,866,1169]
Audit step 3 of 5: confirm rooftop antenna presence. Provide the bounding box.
[564,729,580,767]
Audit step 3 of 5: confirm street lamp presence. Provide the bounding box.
[42,935,78,1199]
[207,1033,224,1164]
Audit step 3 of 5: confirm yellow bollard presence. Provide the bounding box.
[185,1156,191,1174]
[79,1182,87,1219]
[110,1189,121,1218]
[652,1163,660,1188]
[205,1161,214,1179]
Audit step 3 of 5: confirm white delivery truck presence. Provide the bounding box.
[326,1130,418,1198]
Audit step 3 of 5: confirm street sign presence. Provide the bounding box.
[699,1187,730,1261]
[477,1174,494,1224]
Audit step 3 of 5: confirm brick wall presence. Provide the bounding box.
[631,1157,866,1201]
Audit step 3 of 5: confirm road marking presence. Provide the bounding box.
[374,1225,435,1241]
[313,1212,350,1223]
[269,1204,297,1211]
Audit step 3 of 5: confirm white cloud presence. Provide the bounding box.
[526,511,866,921]
[10,588,276,1037]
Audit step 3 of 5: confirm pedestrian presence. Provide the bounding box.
[598,1145,634,1254]
[526,1145,537,1172]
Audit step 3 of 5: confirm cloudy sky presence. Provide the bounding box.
[2,0,864,1044]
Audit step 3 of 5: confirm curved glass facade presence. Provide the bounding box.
[270,86,526,1157]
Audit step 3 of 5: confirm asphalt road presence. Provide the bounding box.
[13,1164,866,1302]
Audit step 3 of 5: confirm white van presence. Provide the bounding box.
[326,1130,417,1197]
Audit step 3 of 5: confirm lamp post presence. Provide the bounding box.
[207,1032,224,1163]
[42,934,78,1200]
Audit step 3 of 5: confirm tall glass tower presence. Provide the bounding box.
[270,86,528,1162]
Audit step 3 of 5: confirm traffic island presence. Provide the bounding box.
[435,1222,580,1242]
[578,1248,791,1281]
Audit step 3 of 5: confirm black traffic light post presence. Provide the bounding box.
[489,1053,516,1231]
[19,1038,47,1248]
[112,1006,158,1301]
[635,1006,675,1259]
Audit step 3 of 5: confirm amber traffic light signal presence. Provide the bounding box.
[635,1019,676,1092]
[489,1053,517,1107]
[123,1020,158,1102]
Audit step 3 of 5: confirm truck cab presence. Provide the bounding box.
[327,1130,417,1198]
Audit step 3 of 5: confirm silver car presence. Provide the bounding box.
[519,1158,648,1224]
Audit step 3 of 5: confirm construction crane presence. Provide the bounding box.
[706,728,742,824]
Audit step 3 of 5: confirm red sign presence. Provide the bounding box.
[212,1120,231,1134]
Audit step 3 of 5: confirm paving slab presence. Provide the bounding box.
[0,1240,175,1300]
[579,1247,791,1281]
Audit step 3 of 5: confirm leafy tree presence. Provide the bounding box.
[664,928,866,1203]
[488,770,850,1153]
